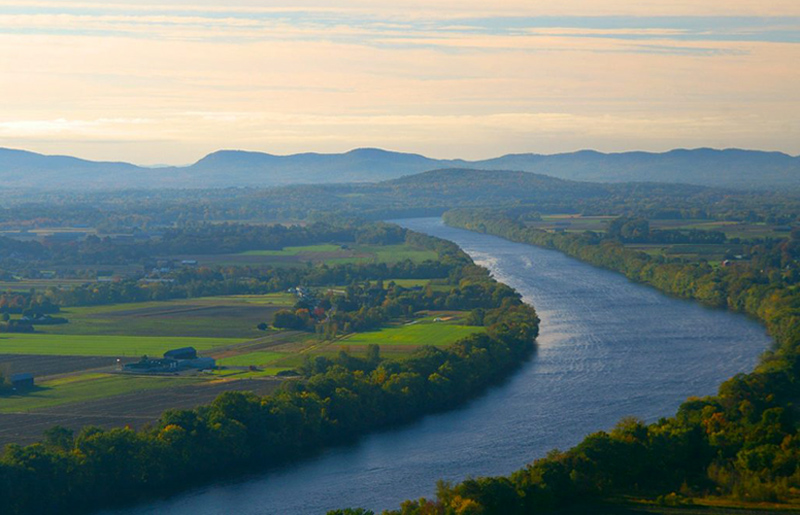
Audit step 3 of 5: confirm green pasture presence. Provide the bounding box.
[339,318,483,348]
[0,373,202,413]
[0,333,242,357]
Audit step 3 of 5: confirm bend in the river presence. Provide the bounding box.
[102,217,771,515]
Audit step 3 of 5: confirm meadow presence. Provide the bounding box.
[337,316,483,348]
[0,333,242,357]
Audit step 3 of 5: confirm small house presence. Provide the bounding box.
[11,373,34,389]
[164,347,197,360]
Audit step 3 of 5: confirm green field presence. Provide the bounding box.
[228,243,438,266]
[26,295,292,339]
[0,333,243,357]
[339,318,483,347]
[0,373,202,413]
[216,351,287,367]
[241,244,343,256]
[354,244,438,264]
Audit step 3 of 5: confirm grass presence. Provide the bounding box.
[379,279,431,288]
[240,244,343,256]
[227,243,439,266]
[217,351,287,367]
[203,293,297,305]
[0,333,243,357]
[28,296,292,339]
[339,318,483,347]
[354,244,438,264]
[0,373,203,413]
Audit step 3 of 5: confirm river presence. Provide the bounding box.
[103,217,771,515]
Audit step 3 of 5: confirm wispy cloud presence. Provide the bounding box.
[0,1,797,164]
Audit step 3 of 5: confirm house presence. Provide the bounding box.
[164,347,197,360]
[181,259,198,266]
[11,373,34,389]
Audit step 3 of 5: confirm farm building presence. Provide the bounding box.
[124,358,179,372]
[11,373,34,389]
[186,357,216,370]
[164,347,197,360]
[123,348,215,373]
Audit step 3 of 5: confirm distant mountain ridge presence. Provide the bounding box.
[1,146,798,190]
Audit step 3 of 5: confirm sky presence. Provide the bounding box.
[0,1,799,165]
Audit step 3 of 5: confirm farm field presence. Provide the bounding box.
[336,315,483,348]
[624,243,746,262]
[216,350,287,367]
[0,291,479,444]
[0,373,203,413]
[39,296,288,339]
[527,215,790,241]
[0,354,130,378]
[0,377,283,446]
[0,333,242,357]
[169,242,438,267]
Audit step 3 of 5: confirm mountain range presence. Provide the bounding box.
[1,146,798,190]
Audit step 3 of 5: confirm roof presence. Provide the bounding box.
[164,346,197,359]
[11,373,34,381]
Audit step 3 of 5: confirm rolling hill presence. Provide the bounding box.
[0,146,798,190]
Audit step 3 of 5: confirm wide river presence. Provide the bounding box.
[105,217,771,515]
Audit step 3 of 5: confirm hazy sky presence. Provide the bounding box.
[1,1,799,164]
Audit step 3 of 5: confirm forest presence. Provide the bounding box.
[3,169,800,234]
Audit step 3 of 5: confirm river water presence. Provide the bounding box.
[104,217,771,515]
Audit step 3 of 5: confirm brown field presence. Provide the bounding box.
[94,303,274,320]
[0,354,135,378]
[0,377,283,446]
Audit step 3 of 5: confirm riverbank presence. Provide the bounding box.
[102,218,771,515]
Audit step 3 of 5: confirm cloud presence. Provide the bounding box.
[0,2,797,163]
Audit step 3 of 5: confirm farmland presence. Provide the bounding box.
[40,296,289,339]
[522,215,790,265]
[0,287,483,444]
[0,333,243,357]
[0,376,282,446]
[0,373,202,413]
[527,215,790,240]
[169,242,438,267]
[339,316,483,348]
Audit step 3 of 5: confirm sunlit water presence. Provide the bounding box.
[103,217,771,515]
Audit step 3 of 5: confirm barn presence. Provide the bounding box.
[164,347,197,360]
